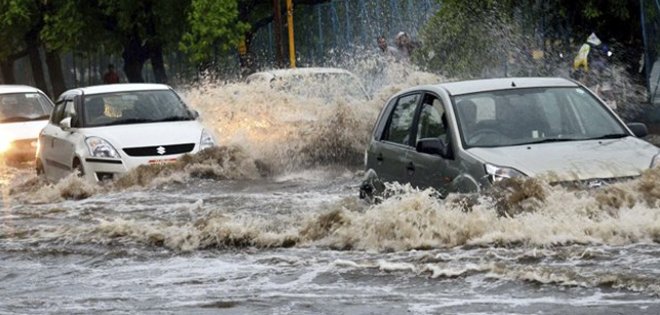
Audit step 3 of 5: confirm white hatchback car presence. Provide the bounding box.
[0,85,54,163]
[37,84,215,182]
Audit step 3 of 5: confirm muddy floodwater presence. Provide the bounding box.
[2,69,660,314]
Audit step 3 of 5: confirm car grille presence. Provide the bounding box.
[122,143,195,157]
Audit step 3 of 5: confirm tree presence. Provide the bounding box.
[418,0,641,78]
[43,0,190,83]
[0,0,47,92]
[180,0,331,72]
[180,0,249,66]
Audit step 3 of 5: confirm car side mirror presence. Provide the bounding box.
[416,138,452,159]
[627,122,648,138]
[190,109,200,120]
[59,117,72,130]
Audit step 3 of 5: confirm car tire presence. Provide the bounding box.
[360,169,385,204]
[72,158,84,177]
[36,159,45,176]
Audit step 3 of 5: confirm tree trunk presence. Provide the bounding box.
[123,59,145,83]
[0,60,13,84]
[149,43,168,83]
[45,51,67,97]
[26,41,49,94]
[1,60,17,84]
[122,35,148,83]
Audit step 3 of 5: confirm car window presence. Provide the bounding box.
[0,93,52,123]
[471,97,496,122]
[63,100,78,127]
[83,90,192,127]
[453,87,628,148]
[568,89,622,135]
[416,96,447,142]
[382,93,420,146]
[50,101,66,124]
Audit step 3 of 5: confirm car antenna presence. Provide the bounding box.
[511,81,516,87]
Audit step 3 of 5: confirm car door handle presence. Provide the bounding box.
[376,153,384,162]
[406,162,415,174]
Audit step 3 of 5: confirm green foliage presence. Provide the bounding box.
[41,0,110,52]
[417,0,516,78]
[0,0,38,58]
[180,0,250,63]
[42,0,192,54]
[418,0,641,78]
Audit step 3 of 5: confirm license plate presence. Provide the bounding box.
[148,158,177,165]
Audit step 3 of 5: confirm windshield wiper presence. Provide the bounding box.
[152,115,192,122]
[0,115,50,123]
[517,133,628,145]
[103,118,155,126]
[586,133,628,140]
[516,138,580,145]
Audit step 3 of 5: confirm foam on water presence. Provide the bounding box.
[20,168,659,256]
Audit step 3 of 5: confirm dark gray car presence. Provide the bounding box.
[360,77,659,200]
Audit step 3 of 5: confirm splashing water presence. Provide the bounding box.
[181,58,443,173]
[2,55,660,313]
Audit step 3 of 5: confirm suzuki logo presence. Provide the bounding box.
[587,180,605,189]
[156,146,166,155]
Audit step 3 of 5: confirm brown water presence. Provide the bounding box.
[1,64,660,314]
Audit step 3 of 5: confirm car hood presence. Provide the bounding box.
[0,120,48,141]
[80,121,205,149]
[466,137,659,181]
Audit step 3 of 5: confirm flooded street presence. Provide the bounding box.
[2,163,660,314]
[2,74,660,314]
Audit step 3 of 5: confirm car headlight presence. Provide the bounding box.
[485,163,526,183]
[0,138,11,153]
[200,130,215,150]
[85,137,120,159]
[651,153,660,168]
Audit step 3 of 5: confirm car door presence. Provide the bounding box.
[408,93,460,197]
[49,98,78,179]
[40,100,66,181]
[368,93,421,184]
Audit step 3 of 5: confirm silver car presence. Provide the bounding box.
[360,77,659,199]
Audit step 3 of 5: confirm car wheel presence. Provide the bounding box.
[72,158,84,177]
[360,169,385,204]
[36,159,45,176]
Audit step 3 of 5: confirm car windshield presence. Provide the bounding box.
[83,90,193,127]
[0,92,52,123]
[270,72,368,101]
[453,87,629,148]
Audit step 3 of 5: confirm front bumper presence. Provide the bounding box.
[551,176,639,190]
[81,151,197,182]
